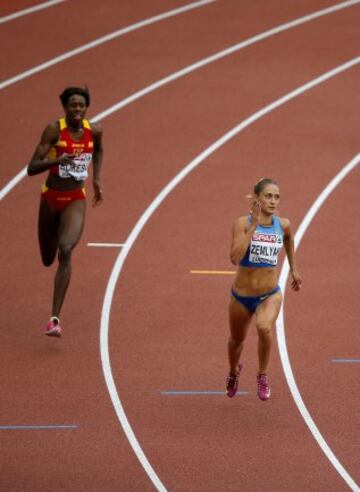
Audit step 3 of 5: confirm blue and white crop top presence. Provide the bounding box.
[240,215,284,268]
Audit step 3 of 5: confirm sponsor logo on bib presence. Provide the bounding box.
[249,232,283,265]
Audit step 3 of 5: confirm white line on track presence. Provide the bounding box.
[100,59,359,491]
[277,153,360,492]
[0,2,358,489]
[87,243,125,248]
[0,0,359,202]
[1,0,358,92]
[0,0,66,24]
[0,0,216,91]
[91,0,360,123]
[0,168,27,201]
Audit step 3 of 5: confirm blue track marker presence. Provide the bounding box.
[331,359,360,363]
[160,390,248,395]
[0,424,78,430]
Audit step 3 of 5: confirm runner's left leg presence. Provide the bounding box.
[255,291,282,374]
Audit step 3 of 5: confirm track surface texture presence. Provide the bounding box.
[0,1,359,491]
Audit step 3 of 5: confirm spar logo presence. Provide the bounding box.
[252,233,277,243]
[249,232,283,265]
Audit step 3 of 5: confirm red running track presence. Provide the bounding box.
[0,1,359,490]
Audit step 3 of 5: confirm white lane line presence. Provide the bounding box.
[277,154,360,492]
[100,282,167,490]
[91,0,360,123]
[0,0,359,203]
[0,0,216,91]
[0,2,357,488]
[0,168,27,201]
[0,2,217,203]
[100,60,359,491]
[0,0,66,24]
[87,243,126,248]
[1,0,358,93]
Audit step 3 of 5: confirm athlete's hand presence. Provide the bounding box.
[250,200,261,225]
[290,270,302,291]
[58,153,77,166]
[92,180,104,207]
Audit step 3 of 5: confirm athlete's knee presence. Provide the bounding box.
[58,243,74,263]
[256,322,272,338]
[229,333,245,347]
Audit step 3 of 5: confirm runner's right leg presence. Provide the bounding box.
[38,199,62,336]
[226,297,252,397]
[38,198,59,267]
[228,297,252,373]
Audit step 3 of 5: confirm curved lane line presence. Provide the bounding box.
[91,0,360,122]
[0,2,358,488]
[100,58,359,491]
[1,0,359,201]
[0,0,66,24]
[276,153,360,492]
[0,0,216,90]
[1,0,358,92]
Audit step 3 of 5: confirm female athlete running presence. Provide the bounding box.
[226,178,302,400]
[27,86,104,337]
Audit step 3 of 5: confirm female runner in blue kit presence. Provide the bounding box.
[226,178,302,400]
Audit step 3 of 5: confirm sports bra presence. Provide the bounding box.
[239,215,284,268]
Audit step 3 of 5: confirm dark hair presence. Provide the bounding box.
[253,177,278,195]
[59,86,90,107]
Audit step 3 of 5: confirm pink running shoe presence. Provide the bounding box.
[45,317,62,338]
[257,373,271,401]
[226,364,243,398]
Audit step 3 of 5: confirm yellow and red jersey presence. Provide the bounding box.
[48,118,94,181]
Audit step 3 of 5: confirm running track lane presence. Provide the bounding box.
[0,1,358,490]
[100,62,359,490]
[1,0,359,196]
[0,0,65,20]
[0,0,216,83]
[277,154,360,492]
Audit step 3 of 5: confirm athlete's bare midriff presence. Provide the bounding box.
[45,173,85,191]
[233,266,278,296]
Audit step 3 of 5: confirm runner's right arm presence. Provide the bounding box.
[230,201,261,265]
[27,123,75,176]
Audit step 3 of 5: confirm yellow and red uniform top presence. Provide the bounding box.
[48,118,94,181]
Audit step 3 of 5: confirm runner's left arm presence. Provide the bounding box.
[282,218,302,291]
[91,123,104,207]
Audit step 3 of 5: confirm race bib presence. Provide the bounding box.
[249,232,283,265]
[59,153,92,181]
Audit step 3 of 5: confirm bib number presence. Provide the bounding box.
[59,153,92,181]
[249,233,283,265]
